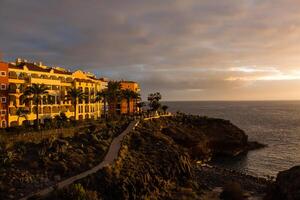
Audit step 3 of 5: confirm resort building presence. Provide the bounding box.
[0,58,108,127]
[0,58,141,128]
[119,81,140,114]
[0,62,9,128]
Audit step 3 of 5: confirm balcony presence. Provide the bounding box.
[66,77,73,83]
[31,77,61,85]
[8,88,20,94]
[8,73,18,79]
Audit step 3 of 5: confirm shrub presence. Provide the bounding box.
[50,112,70,129]
[0,142,14,168]
[46,183,99,200]
[43,118,53,129]
[220,181,245,200]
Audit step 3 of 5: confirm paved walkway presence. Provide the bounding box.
[20,120,140,200]
[143,113,172,121]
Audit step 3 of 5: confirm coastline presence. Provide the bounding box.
[164,101,300,178]
[43,114,273,199]
[3,113,298,199]
[196,164,271,196]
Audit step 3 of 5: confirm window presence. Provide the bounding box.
[1,84,6,90]
[1,120,6,128]
[0,71,6,77]
[79,106,83,113]
[1,97,6,103]
[0,110,6,116]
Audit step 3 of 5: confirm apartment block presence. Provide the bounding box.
[3,59,107,127]
[0,62,8,128]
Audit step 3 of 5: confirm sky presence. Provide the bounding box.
[1,0,300,101]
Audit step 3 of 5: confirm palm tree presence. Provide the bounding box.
[24,84,49,129]
[96,89,108,119]
[67,87,85,120]
[161,105,169,114]
[15,107,29,126]
[147,92,162,112]
[107,81,122,115]
[121,89,135,115]
[131,92,141,113]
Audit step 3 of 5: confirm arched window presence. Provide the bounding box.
[2,120,6,128]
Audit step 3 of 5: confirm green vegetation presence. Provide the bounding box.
[131,90,140,113]
[96,89,108,119]
[147,92,162,112]
[46,183,99,200]
[45,120,197,200]
[23,113,267,200]
[121,89,134,114]
[145,92,169,115]
[121,89,140,115]
[23,83,49,129]
[161,105,169,114]
[0,117,131,199]
[106,81,122,116]
[67,87,86,120]
[54,112,69,128]
[15,107,29,125]
[220,182,245,200]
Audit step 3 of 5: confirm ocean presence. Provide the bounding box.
[164,101,300,178]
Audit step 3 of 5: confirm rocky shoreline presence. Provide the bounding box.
[42,114,276,200]
[3,114,299,199]
[195,164,270,198]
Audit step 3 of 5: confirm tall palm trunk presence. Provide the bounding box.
[36,99,39,130]
[127,98,130,115]
[112,98,117,116]
[74,98,77,120]
[134,98,137,113]
[103,97,107,119]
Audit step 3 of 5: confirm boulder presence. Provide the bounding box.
[264,166,300,200]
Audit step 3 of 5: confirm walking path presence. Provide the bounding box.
[143,113,172,121]
[20,120,140,200]
[20,114,172,200]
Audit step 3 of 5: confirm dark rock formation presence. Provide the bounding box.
[264,166,300,200]
[247,141,267,150]
[45,114,267,200]
[158,114,264,159]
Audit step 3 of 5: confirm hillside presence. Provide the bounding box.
[45,114,268,200]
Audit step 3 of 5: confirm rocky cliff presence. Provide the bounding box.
[45,114,267,200]
[264,166,300,200]
[158,114,264,159]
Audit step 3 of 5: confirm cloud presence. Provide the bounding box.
[1,0,300,100]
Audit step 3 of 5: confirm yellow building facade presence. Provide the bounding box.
[6,59,107,127]
[119,81,141,114]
